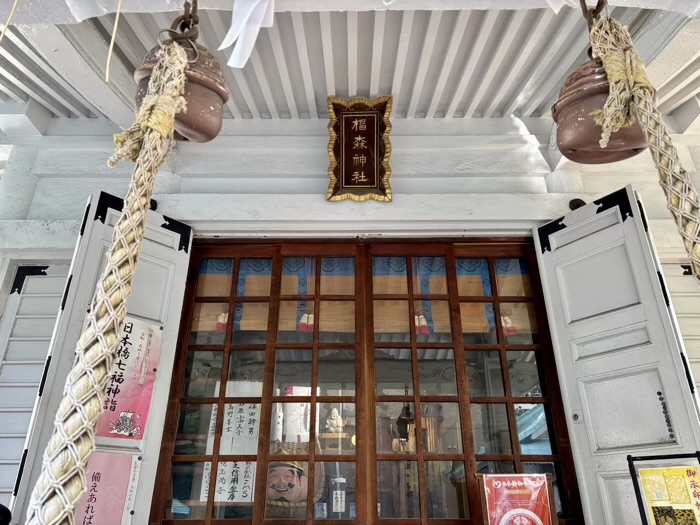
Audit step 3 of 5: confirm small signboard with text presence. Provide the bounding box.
[96,315,162,447]
[74,452,141,525]
[327,96,392,202]
[629,452,700,525]
[482,474,555,525]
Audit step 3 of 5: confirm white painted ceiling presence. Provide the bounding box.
[3,6,699,125]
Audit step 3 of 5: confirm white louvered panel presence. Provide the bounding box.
[0,363,44,383]
[0,387,37,408]
[0,489,10,507]
[0,437,24,460]
[4,340,51,362]
[10,317,57,338]
[678,317,700,338]
[0,464,18,489]
[17,295,62,316]
[1,411,31,434]
[21,275,66,294]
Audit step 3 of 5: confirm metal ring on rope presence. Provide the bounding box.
[157,29,199,63]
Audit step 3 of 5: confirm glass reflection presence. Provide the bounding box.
[190,303,228,345]
[281,257,315,295]
[167,462,211,520]
[318,350,355,396]
[456,258,492,296]
[471,403,512,455]
[415,300,452,343]
[226,351,265,397]
[270,403,311,455]
[412,256,447,295]
[421,402,463,453]
[460,302,497,344]
[175,404,216,456]
[465,351,504,397]
[319,301,355,343]
[495,258,532,297]
[516,403,553,455]
[321,257,355,295]
[278,301,314,344]
[374,300,410,342]
[501,302,539,344]
[373,256,408,295]
[213,461,256,519]
[274,350,313,396]
[523,462,566,517]
[376,402,416,454]
[426,461,469,518]
[377,461,420,518]
[317,403,356,455]
[197,259,233,297]
[264,461,309,519]
[237,258,272,296]
[314,462,357,519]
[185,352,223,397]
[231,302,269,345]
[417,349,457,396]
[507,351,544,397]
[375,349,413,396]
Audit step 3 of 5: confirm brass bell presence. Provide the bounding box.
[552,59,647,164]
[134,3,229,143]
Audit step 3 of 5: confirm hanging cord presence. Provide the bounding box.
[25,42,188,525]
[105,0,124,82]
[590,16,700,282]
[0,0,21,47]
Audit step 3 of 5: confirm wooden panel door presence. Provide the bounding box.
[534,186,700,523]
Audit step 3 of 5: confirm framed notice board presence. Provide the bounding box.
[629,452,700,525]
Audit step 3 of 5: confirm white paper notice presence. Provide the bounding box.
[221,403,260,455]
[215,461,256,503]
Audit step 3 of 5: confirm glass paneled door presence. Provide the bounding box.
[151,242,582,525]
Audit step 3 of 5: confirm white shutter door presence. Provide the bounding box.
[534,185,700,524]
[0,265,68,507]
[12,191,192,523]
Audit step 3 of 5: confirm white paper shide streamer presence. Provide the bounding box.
[218,0,274,68]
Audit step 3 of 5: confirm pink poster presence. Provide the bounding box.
[75,452,138,525]
[96,316,162,441]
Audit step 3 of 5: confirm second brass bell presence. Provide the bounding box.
[135,41,230,143]
[552,58,648,164]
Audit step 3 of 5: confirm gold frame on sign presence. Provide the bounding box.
[326,95,393,202]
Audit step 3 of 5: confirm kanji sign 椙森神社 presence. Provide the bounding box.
[327,96,392,202]
[483,474,555,525]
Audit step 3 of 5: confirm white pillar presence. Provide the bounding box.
[0,145,37,219]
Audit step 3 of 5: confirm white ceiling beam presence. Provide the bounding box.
[500,8,580,118]
[661,76,700,114]
[407,11,442,118]
[391,11,415,108]
[465,10,526,118]
[0,100,51,135]
[446,10,499,118]
[657,54,700,108]
[426,11,470,118]
[348,11,358,98]
[319,12,335,97]
[369,10,385,99]
[202,10,260,118]
[0,40,91,118]
[4,27,99,117]
[249,48,279,118]
[483,9,554,118]
[291,12,318,118]
[268,24,299,118]
[16,23,135,127]
[94,14,144,70]
[670,95,700,134]
[0,72,26,103]
[0,56,70,117]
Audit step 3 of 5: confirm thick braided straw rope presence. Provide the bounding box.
[590,17,700,282]
[26,42,188,525]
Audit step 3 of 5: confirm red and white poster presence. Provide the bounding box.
[96,316,162,443]
[484,474,552,525]
[75,452,141,525]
